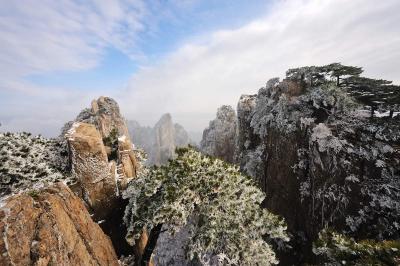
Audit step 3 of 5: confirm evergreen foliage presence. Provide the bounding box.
[314,229,400,265]
[285,63,400,117]
[103,127,119,161]
[123,147,288,265]
[325,63,363,86]
[0,132,71,197]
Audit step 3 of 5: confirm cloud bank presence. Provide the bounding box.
[120,0,400,132]
[1,0,400,136]
[0,0,148,135]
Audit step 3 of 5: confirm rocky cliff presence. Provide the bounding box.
[0,96,145,265]
[127,113,192,165]
[0,183,118,266]
[63,96,138,219]
[200,105,237,163]
[235,69,400,263]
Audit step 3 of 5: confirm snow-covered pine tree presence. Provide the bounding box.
[123,147,288,265]
[314,228,400,265]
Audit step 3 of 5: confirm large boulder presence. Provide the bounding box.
[64,97,139,217]
[0,183,118,266]
[66,122,117,219]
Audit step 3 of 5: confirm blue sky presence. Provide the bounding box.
[26,1,272,93]
[1,0,400,136]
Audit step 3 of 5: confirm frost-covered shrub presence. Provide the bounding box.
[123,147,288,265]
[302,84,358,117]
[303,118,400,239]
[250,82,355,138]
[0,132,71,196]
[314,229,400,265]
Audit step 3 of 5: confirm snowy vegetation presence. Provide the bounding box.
[314,229,400,265]
[123,147,288,265]
[245,65,400,239]
[235,63,400,263]
[0,132,71,197]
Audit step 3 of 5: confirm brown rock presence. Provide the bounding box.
[91,96,130,139]
[66,122,117,219]
[118,135,138,183]
[0,183,118,266]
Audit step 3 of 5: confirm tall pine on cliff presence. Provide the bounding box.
[123,147,288,265]
[286,63,400,117]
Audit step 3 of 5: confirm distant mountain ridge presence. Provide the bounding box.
[127,113,193,165]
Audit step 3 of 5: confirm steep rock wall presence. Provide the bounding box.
[237,78,400,262]
[200,105,237,163]
[0,183,118,266]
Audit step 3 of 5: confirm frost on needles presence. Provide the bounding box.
[123,147,288,265]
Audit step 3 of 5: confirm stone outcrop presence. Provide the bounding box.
[63,96,138,217]
[90,96,130,138]
[200,105,237,163]
[0,182,118,266]
[236,77,400,263]
[117,135,138,189]
[63,97,149,261]
[1,96,148,265]
[66,122,117,219]
[127,114,192,165]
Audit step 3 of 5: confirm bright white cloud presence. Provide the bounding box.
[120,0,400,132]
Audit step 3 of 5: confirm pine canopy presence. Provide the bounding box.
[123,147,288,265]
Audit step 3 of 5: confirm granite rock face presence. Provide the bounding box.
[0,183,118,266]
[0,96,148,265]
[63,97,138,218]
[66,122,117,219]
[236,77,400,263]
[200,105,237,163]
[90,96,130,138]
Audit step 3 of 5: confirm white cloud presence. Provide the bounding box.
[0,0,147,83]
[1,0,400,136]
[120,0,400,132]
[0,0,148,135]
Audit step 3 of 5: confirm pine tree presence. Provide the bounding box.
[324,63,363,86]
[286,65,326,87]
[123,147,288,265]
[314,229,400,265]
[285,63,400,118]
[342,76,396,117]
